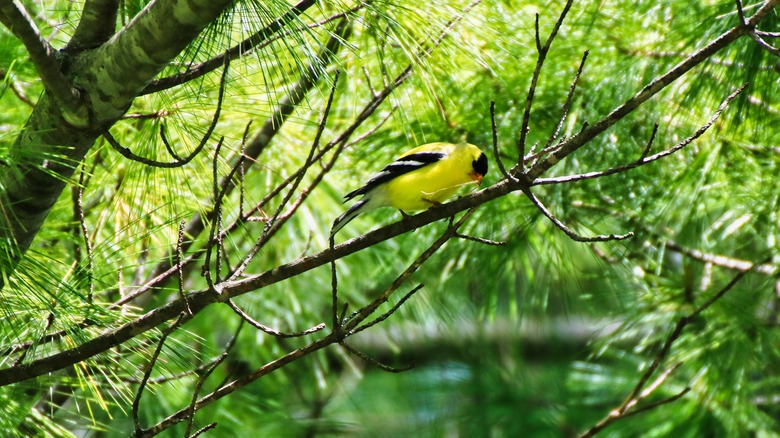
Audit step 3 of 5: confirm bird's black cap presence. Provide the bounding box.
[473,153,488,177]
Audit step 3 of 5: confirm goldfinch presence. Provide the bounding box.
[331,142,488,235]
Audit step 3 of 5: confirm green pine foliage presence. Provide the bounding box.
[0,0,777,436]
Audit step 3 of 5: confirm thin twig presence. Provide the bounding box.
[542,50,589,152]
[203,136,227,289]
[227,299,325,338]
[76,166,94,302]
[349,284,424,335]
[190,423,218,438]
[339,341,414,373]
[183,352,229,438]
[104,62,229,168]
[132,313,186,435]
[534,84,747,186]
[516,0,575,172]
[176,219,192,315]
[455,232,506,246]
[522,185,633,242]
[490,100,515,182]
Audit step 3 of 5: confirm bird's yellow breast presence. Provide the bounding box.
[383,146,477,211]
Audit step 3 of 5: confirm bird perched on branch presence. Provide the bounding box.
[331,142,488,236]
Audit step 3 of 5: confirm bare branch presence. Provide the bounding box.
[183,351,229,438]
[516,0,575,171]
[76,167,94,302]
[533,84,747,186]
[490,100,515,182]
[227,299,325,338]
[132,313,186,435]
[622,387,692,418]
[190,423,217,438]
[177,219,192,315]
[104,62,229,168]
[665,241,777,276]
[349,284,424,335]
[455,232,506,246]
[749,31,780,57]
[639,123,659,161]
[522,185,633,242]
[339,341,414,373]
[542,50,589,152]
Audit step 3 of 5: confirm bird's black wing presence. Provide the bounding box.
[344,151,446,201]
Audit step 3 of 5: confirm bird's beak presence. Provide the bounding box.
[470,172,483,185]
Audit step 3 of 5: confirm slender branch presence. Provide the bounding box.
[533,83,747,186]
[132,313,186,435]
[516,0,575,171]
[748,31,780,56]
[737,0,780,57]
[490,100,515,182]
[349,284,425,335]
[104,62,230,168]
[622,387,691,418]
[665,241,777,276]
[0,0,87,126]
[227,299,325,338]
[190,423,218,438]
[455,232,506,246]
[182,351,229,438]
[522,185,634,242]
[177,219,192,315]
[76,167,94,302]
[541,50,589,152]
[339,341,414,373]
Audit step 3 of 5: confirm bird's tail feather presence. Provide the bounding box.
[331,199,369,236]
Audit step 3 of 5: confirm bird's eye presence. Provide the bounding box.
[472,153,488,176]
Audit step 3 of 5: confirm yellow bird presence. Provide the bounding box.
[331,142,488,235]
